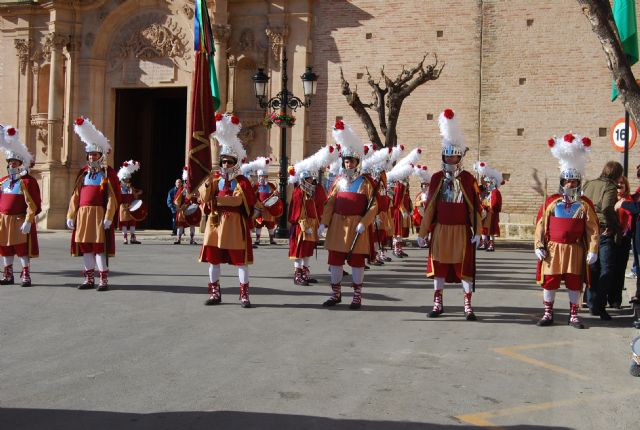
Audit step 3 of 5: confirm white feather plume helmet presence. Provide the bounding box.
[214,112,247,163]
[439,108,467,156]
[74,117,111,154]
[182,166,189,182]
[117,160,141,182]
[361,146,393,173]
[413,164,431,184]
[240,156,271,177]
[473,161,504,187]
[385,144,406,170]
[289,145,339,185]
[332,120,365,159]
[386,161,414,184]
[547,133,592,179]
[1,126,34,167]
[396,147,423,168]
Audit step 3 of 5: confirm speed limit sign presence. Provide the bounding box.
[610,118,637,152]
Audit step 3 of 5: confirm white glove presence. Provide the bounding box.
[471,235,481,246]
[305,228,313,235]
[416,236,427,248]
[356,223,365,234]
[535,248,547,261]
[586,251,598,265]
[66,219,75,230]
[317,224,326,237]
[20,221,31,234]
[103,219,112,230]
[375,216,382,227]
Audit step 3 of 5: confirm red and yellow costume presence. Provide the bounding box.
[419,170,482,283]
[199,174,255,266]
[392,181,411,239]
[534,194,599,291]
[0,174,41,258]
[118,183,141,229]
[481,188,502,237]
[68,166,121,257]
[288,183,326,260]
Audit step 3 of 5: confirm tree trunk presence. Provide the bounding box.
[577,0,640,125]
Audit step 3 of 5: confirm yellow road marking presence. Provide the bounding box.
[492,341,588,381]
[457,390,640,428]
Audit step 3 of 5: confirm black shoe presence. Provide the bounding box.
[0,277,14,285]
[465,311,477,321]
[364,265,370,270]
[306,278,318,284]
[241,300,252,308]
[173,240,181,245]
[21,280,31,287]
[427,309,443,318]
[400,251,408,257]
[536,317,554,326]
[294,278,309,286]
[322,297,341,307]
[599,310,612,321]
[205,297,221,306]
[343,270,350,276]
[97,284,109,292]
[190,240,197,245]
[349,302,361,310]
[130,239,141,244]
[77,282,94,290]
[569,319,585,329]
[269,240,277,245]
[370,260,383,266]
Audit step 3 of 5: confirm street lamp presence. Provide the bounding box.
[252,49,318,238]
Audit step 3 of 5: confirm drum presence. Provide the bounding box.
[129,199,148,221]
[263,194,283,217]
[184,204,202,226]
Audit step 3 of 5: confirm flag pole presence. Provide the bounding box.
[625,110,630,177]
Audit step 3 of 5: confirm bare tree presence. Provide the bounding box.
[340,54,444,149]
[578,0,640,125]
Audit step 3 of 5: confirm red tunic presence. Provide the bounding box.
[0,174,42,257]
[392,182,411,237]
[288,184,326,259]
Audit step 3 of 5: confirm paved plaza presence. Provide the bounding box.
[1,231,639,429]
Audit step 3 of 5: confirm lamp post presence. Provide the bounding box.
[252,49,318,238]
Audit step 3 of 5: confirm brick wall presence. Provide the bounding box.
[310,0,640,222]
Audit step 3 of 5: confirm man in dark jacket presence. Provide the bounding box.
[582,161,623,321]
[617,164,640,328]
[166,178,182,236]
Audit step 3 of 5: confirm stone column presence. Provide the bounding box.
[45,32,69,164]
[212,24,231,113]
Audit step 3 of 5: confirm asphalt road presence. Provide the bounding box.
[1,231,639,429]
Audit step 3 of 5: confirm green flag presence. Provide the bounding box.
[612,0,639,101]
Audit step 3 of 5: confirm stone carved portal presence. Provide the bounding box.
[107,12,191,84]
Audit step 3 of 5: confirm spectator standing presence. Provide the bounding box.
[617,164,640,328]
[167,178,182,236]
[611,176,633,309]
[582,161,623,320]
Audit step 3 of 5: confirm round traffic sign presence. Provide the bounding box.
[610,118,637,152]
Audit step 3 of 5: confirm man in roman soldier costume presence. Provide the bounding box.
[241,156,271,248]
[253,169,279,246]
[417,109,483,321]
[389,148,422,259]
[474,161,504,252]
[412,164,431,248]
[199,113,256,308]
[362,146,394,265]
[67,117,121,291]
[318,120,378,309]
[288,145,335,285]
[0,126,41,287]
[173,167,199,245]
[534,133,599,329]
[117,160,142,245]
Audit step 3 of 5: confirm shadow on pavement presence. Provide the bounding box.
[0,408,573,430]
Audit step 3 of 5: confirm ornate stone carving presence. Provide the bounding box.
[238,28,254,51]
[14,39,32,74]
[108,14,190,71]
[30,114,48,155]
[227,54,238,67]
[238,127,255,145]
[182,2,194,19]
[265,26,288,61]
[213,24,232,45]
[44,32,71,52]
